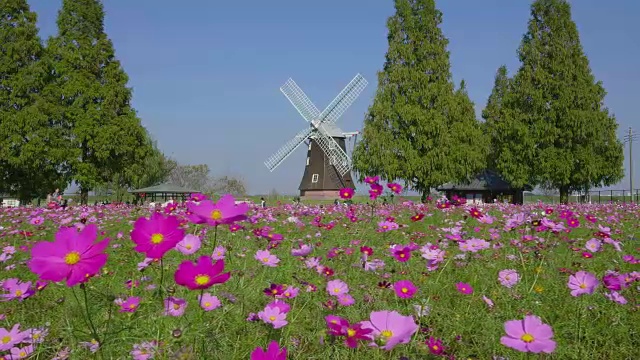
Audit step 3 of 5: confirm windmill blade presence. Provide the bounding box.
[264,126,314,172]
[317,74,368,126]
[313,127,352,176]
[280,78,321,122]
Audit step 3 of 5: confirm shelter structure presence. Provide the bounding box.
[129,183,197,203]
[436,170,531,205]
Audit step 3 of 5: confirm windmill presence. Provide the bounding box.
[264,74,368,199]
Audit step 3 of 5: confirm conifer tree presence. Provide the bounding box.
[497,0,623,203]
[352,0,486,197]
[45,0,150,204]
[0,0,70,202]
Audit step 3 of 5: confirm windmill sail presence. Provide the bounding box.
[264,126,313,172]
[280,79,320,122]
[316,74,368,126]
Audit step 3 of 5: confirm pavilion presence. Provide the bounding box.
[129,183,197,202]
[436,170,532,205]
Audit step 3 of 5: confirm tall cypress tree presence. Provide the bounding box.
[0,0,70,203]
[498,0,623,203]
[45,0,150,204]
[352,0,486,196]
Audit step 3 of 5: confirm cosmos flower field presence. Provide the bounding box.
[0,189,639,359]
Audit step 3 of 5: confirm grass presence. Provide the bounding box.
[1,201,639,359]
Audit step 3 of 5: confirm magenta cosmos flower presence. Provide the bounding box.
[28,224,109,287]
[339,188,355,199]
[361,310,418,350]
[131,213,184,259]
[456,282,473,294]
[174,256,230,290]
[567,271,599,296]
[251,341,287,360]
[393,280,417,299]
[189,194,249,226]
[325,315,373,348]
[500,315,556,353]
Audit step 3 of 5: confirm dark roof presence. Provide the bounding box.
[437,170,531,192]
[129,183,197,194]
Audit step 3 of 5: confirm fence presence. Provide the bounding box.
[524,189,640,204]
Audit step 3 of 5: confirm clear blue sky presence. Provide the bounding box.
[29,0,640,195]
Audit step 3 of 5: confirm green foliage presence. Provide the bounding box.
[492,0,624,201]
[352,0,486,194]
[0,0,70,202]
[44,0,149,203]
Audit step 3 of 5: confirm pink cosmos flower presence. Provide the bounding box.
[197,293,222,311]
[498,269,520,288]
[119,296,141,313]
[211,246,226,260]
[387,183,403,194]
[189,194,249,226]
[337,294,355,306]
[361,310,418,350]
[325,315,373,348]
[0,323,26,351]
[266,300,291,314]
[258,305,288,329]
[175,234,201,255]
[163,297,187,316]
[456,282,473,295]
[255,249,280,267]
[1,279,33,302]
[28,224,109,287]
[326,279,349,296]
[500,315,556,353]
[393,280,417,299]
[251,341,287,360]
[130,213,184,259]
[584,239,602,252]
[567,271,598,296]
[174,256,230,290]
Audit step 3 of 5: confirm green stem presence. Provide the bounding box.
[212,225,219,250]
[81,286,101,344]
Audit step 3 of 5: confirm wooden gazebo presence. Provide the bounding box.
[129,183,197,203]
[436,170,531,205]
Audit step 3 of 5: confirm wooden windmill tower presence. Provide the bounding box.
[264,74,368,199]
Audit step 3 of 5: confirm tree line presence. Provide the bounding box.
[353,0,624,204]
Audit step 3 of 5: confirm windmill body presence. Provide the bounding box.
[264,74,367,200]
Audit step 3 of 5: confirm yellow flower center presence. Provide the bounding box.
[211,209,222,220]
[401,287,408,293]
[15,290,23,296]
[32,334,40,340]
[64,251,81,265]
[521,333,535,343]
[173,304,180,310]
[381,330,393,338]
[151,233,164,244]
[347,328,356,337]
[399,253,405,258]
[333,288,341,293]
[1,336,10,343]
[195,275,210,286]
[330,320,337,324]
[579,283,586,289]
[204,302,211,307]
[129,304,137,309]
[186,244,192,250]
[262,257,270,263]
[271,289,278,294]
[269,316,276,321]
[432,345,439,351]
[19,351,26,357]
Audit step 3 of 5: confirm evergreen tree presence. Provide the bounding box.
[45,0,150,204]
[482,65,510,170]
[0,0,70,203]
[498,0,623,203]
[352,0,486,197]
